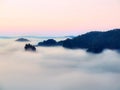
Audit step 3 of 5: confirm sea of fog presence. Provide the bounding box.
[0,37,120,90]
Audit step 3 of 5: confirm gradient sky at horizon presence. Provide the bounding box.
[0,0,120,36]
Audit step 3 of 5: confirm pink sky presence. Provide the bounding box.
[0,0,120,36]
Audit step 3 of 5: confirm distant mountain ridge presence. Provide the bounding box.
[37,29,120,53]
[0,36,75,39]
[16,38,30,42]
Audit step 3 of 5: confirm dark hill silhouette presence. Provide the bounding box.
[16,38,30,42]
[37,29,120,53]
[38,39,57,46]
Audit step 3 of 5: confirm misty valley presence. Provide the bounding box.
[0,34,120,90]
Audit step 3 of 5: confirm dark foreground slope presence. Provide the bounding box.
[38,29,120,53]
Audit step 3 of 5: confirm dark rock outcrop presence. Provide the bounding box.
[16,38,30,42]
[24,44,36,51]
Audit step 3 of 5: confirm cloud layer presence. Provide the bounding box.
[0,38,120,90]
